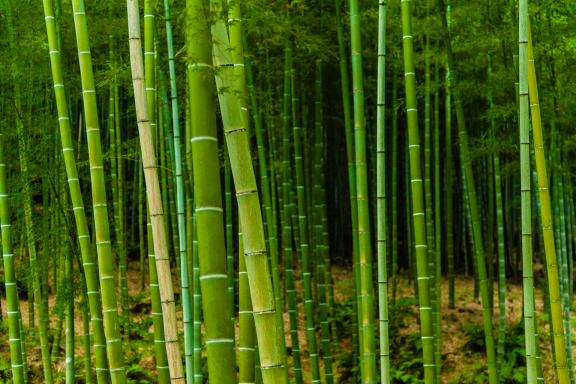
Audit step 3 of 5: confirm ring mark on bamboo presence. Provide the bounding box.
[200,274,227,280]
[190,136,217,142]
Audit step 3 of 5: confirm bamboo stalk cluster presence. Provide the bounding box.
[0,0,573,383]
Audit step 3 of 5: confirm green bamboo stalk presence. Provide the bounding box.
[210,1,288,380]
[225,153,235,326]
[519,4,537,380]
[126,1,185,382]
[290,55,322,384]
[423,20,437,377]
[142,16,170,384]
[158,77,172,267]
[51,289,64,362]
[162,0,192,381]
[80,281,93,384]
[335,0,360,369]
[433,48,442,383]
[4,5,53,381]
[437,1,497,381]
[391,69,399,304]
[114,83,127,324]
[444,0,455,310]
[192,213,202,384]
[147,220,170,384]
[0,125,24,384]
[186,0,237,382]
[138,158,146,292]
[560,167,574,382]
[239,226,256,384]
[400,1,435,382]
[313,59,334,384]
[65,245,75,384]
[376,0,390,381]
[349,0,376,380]
[70,1,126,381]
[243,23,285,358]
[526,20,570,384]
[41,178,50,324]
[487,52,507,369]
[17,72,54,384]
[106,28,126,325]
[281,46,304,384]
[161,70,181,295]
[144,0,157,143]
[557,171,571,381]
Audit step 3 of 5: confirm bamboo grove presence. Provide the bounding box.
[0,0,574,383]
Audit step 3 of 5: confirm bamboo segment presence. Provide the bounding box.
[6,6,53,383]
[65,245,75,384]
[400,1,435,382]
[391,71,399,304]
[70,1,126,381]
[313,60,334,384]
[487,52,507,370]
[126,1,185,382]
[518,3,536,380]
[162,0,193,381]
[187,1,237,382]
[0,128,24,384]
[423,18,437,379]
[290,56,322,384]
[376,0,390,382]
[244,20,286,362]
[239,227,256,383]
[335,0,360,371]
[445,8,455,309]
[349,0,376,381]
[143,3,170,380]
[526,19,570,384]
[437,0,497,381]
[433,49,442,383]
[281,46,304,384]
[210,1,288,381]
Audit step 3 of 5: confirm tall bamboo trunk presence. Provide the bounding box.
[400,1,435,382]
[70,1,126,381]
[126,1,185,382]
[210,0,288,381]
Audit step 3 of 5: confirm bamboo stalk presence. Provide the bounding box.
[126,1,185,382]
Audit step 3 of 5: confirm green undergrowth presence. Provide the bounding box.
[450,322,527,383]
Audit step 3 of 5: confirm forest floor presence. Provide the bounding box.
[328,265,571,383]
[1,261,575,383]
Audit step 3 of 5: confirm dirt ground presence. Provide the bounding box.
[1,261,575,382]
